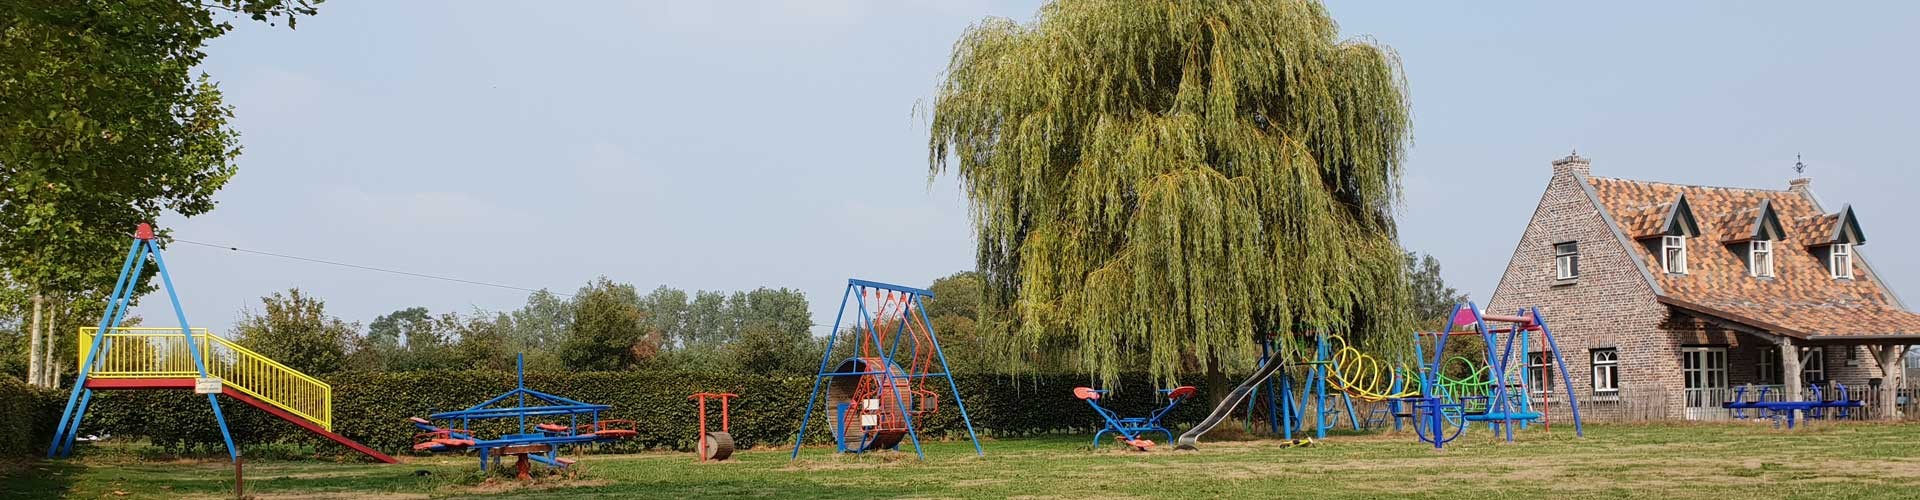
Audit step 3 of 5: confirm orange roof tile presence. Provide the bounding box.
[1586,176,1920,338]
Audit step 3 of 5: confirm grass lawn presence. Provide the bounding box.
[6,422,1919,499]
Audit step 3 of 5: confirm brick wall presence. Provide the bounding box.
[1489,158,1685,417]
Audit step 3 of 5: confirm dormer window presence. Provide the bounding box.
[1749,240,1774,278]
[1661,236,1688,274]
[1830,243,1853,279]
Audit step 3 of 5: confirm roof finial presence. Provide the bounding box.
[1794,154,1806,176]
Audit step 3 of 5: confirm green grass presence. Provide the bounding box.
[7,422,1920,499]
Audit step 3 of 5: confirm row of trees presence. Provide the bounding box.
[2,253,1460,385]
[232,278,823,377]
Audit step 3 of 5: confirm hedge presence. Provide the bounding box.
[0,375,61,456]
[76,370,1216,457]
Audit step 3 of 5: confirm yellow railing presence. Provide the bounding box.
[78,327,333,431]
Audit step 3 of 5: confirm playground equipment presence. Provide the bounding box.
[1405,303,1584,449]
[47,224,393,463]
[407,354,635,480]
[791,278,983,459]
[1073,385,1197,450]
[1180,302,1584,450]
[690,392,738,461]
[1722,383,1863,429]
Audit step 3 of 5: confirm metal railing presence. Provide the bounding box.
[78,327,333,430]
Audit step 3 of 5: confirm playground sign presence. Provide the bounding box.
[195,378,223,394]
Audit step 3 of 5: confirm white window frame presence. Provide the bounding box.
[1800,346,1825,383]
[1591,349,1620,393]
[1526,352,1555,394]
[1555,242,1580,280]
[1757,346,1781,385]
[1830,243,1853,279]
[1662,235,1688,274]
[1749,240,1774,278]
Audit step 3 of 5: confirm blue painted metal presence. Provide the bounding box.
[789,278,984,460]
[413,353,626,471]
[1411,302,1584,449]
[48,232,239,461]
[1079,388,1195,448]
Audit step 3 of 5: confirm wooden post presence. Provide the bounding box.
[1870,345,1910,420]
[1779,338,1802,418]
[235,457,245,500]
[27,294,42,387]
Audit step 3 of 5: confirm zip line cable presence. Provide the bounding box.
[171,238,572,297]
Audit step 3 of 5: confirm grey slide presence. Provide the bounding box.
[1175,356,1288,450]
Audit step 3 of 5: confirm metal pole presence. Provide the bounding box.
[790,284,853,460]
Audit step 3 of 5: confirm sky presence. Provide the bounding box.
[133,1,1920,334]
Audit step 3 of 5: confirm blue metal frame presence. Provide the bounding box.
[1413,302,1584,449]
[48,232,240,461]
[1080,388,1194,448]
[414,354,622,471]
[790,278,984,460]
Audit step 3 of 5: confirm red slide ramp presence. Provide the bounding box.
[85,378,396,463]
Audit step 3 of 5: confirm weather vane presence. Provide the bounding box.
[1794,154,1806,176]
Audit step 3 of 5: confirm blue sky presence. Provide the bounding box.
[134,1,1920,333]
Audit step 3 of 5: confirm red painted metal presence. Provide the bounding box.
[135,223,154,241]
[85,378,397,463]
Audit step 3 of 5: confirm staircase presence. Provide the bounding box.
[76,327,392,462]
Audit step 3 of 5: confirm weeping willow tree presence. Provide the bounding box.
[927,0,1414,387]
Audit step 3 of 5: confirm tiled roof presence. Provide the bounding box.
[1586,176,1920,338]
[1795,213,1842,247]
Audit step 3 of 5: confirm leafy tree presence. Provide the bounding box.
[559,277,657,371]
[1405,252,1467,326]
[507,290,571,370]
[639,286,690,349]
[233,288,354,375]
[1,0,320,386]
[927,0,1413,385]
[923,272,995,373]
[450,311,514,371]
[724,288,816,376]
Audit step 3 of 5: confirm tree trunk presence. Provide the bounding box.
[45,301,61,388]
[28,294,43,387]
[1206,356,1230,406]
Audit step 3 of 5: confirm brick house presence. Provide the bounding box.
[1487,153,1919,420]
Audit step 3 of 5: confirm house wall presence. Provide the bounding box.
[1488,160,1684,420]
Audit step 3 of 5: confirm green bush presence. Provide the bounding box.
[81,370,1215,457]
[0,375,61,456]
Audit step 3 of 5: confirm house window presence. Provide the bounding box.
[1591,349,1619,393]
[1749,240,1774,278]
[1830,243,1853,279]
[1526,352,1555,394]
[1758,346,1781,385]
[1662,236,1688,274]
[1555,242,1579,280]
[1800,347,1825,383]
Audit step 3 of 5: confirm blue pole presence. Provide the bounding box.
[518,354,527,434]
[150,240,239,461]
[912,294,984,456]
[1474,302,1515,443]
[1314,333,1329,439]
[48,237,142,458]
[56,241,151,457]
[1533,307,1585,437]
[791,284,854,460]
[57,238,151,458]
